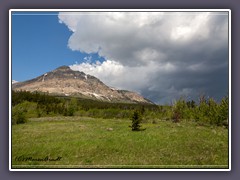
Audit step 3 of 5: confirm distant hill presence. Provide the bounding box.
[12,65,153,104]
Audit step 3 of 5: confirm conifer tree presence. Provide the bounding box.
[130,110,144,131]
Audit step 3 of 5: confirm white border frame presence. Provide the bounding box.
[9,9,231,172]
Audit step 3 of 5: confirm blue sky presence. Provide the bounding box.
[12,12,104,81]
[11,11,229,104]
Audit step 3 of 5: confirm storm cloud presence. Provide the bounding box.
[58,11,229,104]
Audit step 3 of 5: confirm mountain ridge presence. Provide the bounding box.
[12,66,153,104]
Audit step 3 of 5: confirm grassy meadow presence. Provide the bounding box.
[11,91,229,169]
[12,116,228,169]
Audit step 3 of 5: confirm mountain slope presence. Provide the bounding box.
[12,66,153,104]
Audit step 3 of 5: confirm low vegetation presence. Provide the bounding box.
[11,90,229,168]
[12,117,228,168]
[12,91,229,127]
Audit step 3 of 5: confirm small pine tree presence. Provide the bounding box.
[130,111,145,131]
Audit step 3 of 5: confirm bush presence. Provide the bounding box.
[172,98,189,122]
[172,110,181,123]
[213,96,229,127]
[219,96,229,127]
[169,95,229,127]
[64,98,78,116]
[193,96,229,126]
[12,104,28,125]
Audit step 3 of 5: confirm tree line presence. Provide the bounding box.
[12,90,229,127]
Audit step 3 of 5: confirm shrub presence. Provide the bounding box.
[12,104,28,125]
[152,119,158,124]
[64,98,78,116]
[193,96,229,126]
[172,109,181,123]
[208,98,219,125]
[219,96,229,127]
[172,98,188,122]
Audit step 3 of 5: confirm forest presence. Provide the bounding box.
[12,90,229,127]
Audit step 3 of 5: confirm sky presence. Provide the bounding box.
[11,11,229,104]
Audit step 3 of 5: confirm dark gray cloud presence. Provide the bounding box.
[59,11,229,104]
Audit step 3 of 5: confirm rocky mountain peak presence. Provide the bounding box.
[53,65,76,74]
[56,65,70,70]
[12,66,153,104]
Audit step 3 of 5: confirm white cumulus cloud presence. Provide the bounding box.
[70,59,162,93]
[59,11,229,104]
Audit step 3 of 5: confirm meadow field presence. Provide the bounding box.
[11,116,228,169]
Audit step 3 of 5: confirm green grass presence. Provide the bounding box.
[11,116,229,169]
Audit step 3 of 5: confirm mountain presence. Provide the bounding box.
[12,66,153,104]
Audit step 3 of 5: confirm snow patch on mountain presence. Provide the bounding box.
[12,80,18,84]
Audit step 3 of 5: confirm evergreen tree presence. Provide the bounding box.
[129,110,145,131]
